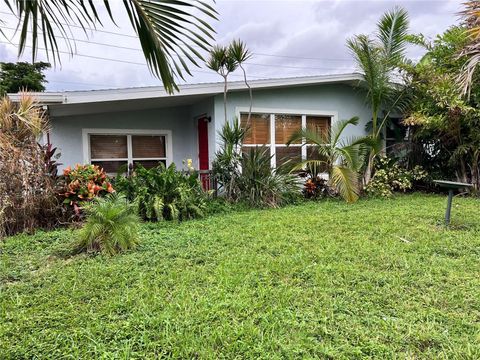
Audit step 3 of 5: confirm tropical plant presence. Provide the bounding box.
[61,164,114,214]
[0,62,50,95]
[0,94,59,237]
[365,156,428,197]
[75,193,140,255]
[237,146,300,207]
[402,26,480,190]
[229,40,253,122]
[347,7,411,183]
[288,116,371,203]
[206,45,239,121]
[212,118,299,207]
[206,40,252,122]
[115,163,207,221]
[458,0,480,96]
[1,0,217,93]
[211,118,248,200]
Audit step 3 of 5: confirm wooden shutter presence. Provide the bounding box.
[241,113,270,145]
[132,135,166,158]
[275,146,301,167]
[275,114,301,144]
[90,135,127,159]
[306,116,330,143]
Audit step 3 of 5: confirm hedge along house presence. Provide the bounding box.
[7,73,370,174]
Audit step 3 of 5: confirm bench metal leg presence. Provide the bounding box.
[445,190,453,225]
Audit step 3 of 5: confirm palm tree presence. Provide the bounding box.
[206,45,239,122]
[229,40,253,123]
[458,0,480,97]
[1,0,217,94]
[288,117,371,203]
[347,7,410,183]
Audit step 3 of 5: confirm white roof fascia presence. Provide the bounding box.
[7,73,364,105]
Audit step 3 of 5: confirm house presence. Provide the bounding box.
[8,73,371,173]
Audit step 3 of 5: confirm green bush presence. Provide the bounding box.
[212,119,301,207]
[75,193,140,255]
[238,146,301,207]
[115,163,207,221]
[365,156,428,197]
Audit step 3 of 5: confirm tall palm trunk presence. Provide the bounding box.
[364,109,378,185]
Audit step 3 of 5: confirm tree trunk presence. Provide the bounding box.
[223,75,228,122]
[240,64,253,125]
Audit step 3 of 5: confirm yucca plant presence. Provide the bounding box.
[212,118,248,200]
[238,146,300,207]
[288,117,371,203]
[76,193,140,255]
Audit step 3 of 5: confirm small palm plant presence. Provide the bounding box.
[288,117,371,203]
[76,193,141,255]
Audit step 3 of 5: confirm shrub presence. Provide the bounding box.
[115,163,207,221]
[365,156,428,197]
[237,146,301,207]
[60,164,114,213]
[0,94,60,237]
[303,176,329,199]
[75,193,140,255]
[211,118,246,200]
[212,119,300,207]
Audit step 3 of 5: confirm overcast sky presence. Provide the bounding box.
[0,0,464,91]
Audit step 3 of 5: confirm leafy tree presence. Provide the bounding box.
[347,7,411,184]
[0,0,217,94]
[288,117,371,203]
[403,26,480,190]
[0,62,50,95]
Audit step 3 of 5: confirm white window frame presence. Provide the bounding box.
[235,107,338,167]
[82,128,173,169]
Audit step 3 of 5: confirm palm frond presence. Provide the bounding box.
[331,165,360,203]
[347,35,386,112]
[377,7,409,65]
[3,0,217,94]
[331,116,359,147]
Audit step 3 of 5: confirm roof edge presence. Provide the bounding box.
[7,73,364,105]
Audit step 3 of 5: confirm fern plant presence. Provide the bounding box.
[115,163,206,222]
[75,193,140,255]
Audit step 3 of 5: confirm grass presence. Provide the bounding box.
[1,194,480,359]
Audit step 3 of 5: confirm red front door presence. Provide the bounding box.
[198,117,209,189]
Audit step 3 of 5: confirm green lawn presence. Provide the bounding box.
[1,194,479,359]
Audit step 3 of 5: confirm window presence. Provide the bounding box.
[241,112,270,154]
[84,129,171,174]
[239,110,333,168]
[275,114,301,167]
[306,116,330,164]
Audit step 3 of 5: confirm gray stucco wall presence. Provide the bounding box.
[213,83,371,151]
[50,106,198,170]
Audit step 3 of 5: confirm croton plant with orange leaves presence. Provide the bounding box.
[61,164,114,213]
